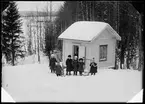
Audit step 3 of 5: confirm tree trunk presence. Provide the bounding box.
[86,1,88,21]
[114,2,119,69]
[39,22,42,51]
[34,32,37,54]
[120,58,123,69]
[114,53,118,69]
[11,36,15,66]
[36,8,40,63]
[137,13,143,71]
[120,45,125,69]
[80,1,84,21]
[117,1,120,34]
[126,52,130,69]
[92,1,94,21]
[11,43,15,66]
[126,58,130,69]
[114,41,119,69]
[12,51,15,66]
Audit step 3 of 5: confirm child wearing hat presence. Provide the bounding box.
[66,55,73,75]
[78,58,85,76]
[55,62,63,76]
[90,58,98,75]
[72,55,79,75]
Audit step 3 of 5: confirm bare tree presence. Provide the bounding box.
[36,7,40,63]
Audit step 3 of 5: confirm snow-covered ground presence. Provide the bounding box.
[1,55,142,102]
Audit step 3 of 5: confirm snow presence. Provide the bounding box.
[2,55,142,102]
[128,89,143,103]
[1,88,15,102]
[58,21,121,42]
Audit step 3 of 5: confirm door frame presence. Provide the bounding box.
[72,44,86,64]
[72,45,79,59]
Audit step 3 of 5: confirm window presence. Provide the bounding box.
[99,45,107,61]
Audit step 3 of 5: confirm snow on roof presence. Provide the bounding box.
[58,21,121,42]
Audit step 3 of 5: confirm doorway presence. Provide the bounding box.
[73,45,79,59]
[73,45,86,60]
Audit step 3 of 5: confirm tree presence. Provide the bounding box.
[1,1,10,13]
[27,21,33,55]
[44,22,55,59]
[43,2,57,59]
[35,8,41,63]
[2,1,24,66]
[130,1,144,71]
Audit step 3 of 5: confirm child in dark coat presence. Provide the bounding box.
[78,58,85,76]
[66,55,73,75]
[49,54,57,73]
[90,58,98,75]
[72,55,79,75]
[55,62,63,76]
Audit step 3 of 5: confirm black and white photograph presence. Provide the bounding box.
[1,1,144,102]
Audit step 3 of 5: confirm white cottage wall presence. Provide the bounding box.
[63,40,73,66]
[85,45,92,71]
[88,29,116,69]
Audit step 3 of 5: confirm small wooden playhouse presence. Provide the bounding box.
[58,21,121,70]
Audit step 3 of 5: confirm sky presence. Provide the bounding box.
[16,1,64,12]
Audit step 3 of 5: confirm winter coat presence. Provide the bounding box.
[49,57,57,68]
[78,62,85,72]
[90,62,97,73]
[72,59,79,71]
[66,58,73,71]
[55,64,63,75]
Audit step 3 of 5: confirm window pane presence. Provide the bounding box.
[104,46,106,58]
[104,46,106,59]
[100,47,101,59]
[103,46,105,58]
[100,46,103,59]
[99,45,107,61]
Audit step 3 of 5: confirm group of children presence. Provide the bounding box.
[49,54,98,77]
[66,55,98,76]
[66,55,85,76]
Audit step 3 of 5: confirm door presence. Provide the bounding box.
[79,46,85,59]
[79,45,86,69]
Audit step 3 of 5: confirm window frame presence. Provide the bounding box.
[99,45,108,62]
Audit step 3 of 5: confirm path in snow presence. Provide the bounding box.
[17,52,49,65]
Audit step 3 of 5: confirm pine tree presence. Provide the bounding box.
[2,1,24,66]
[2,11,11,62]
